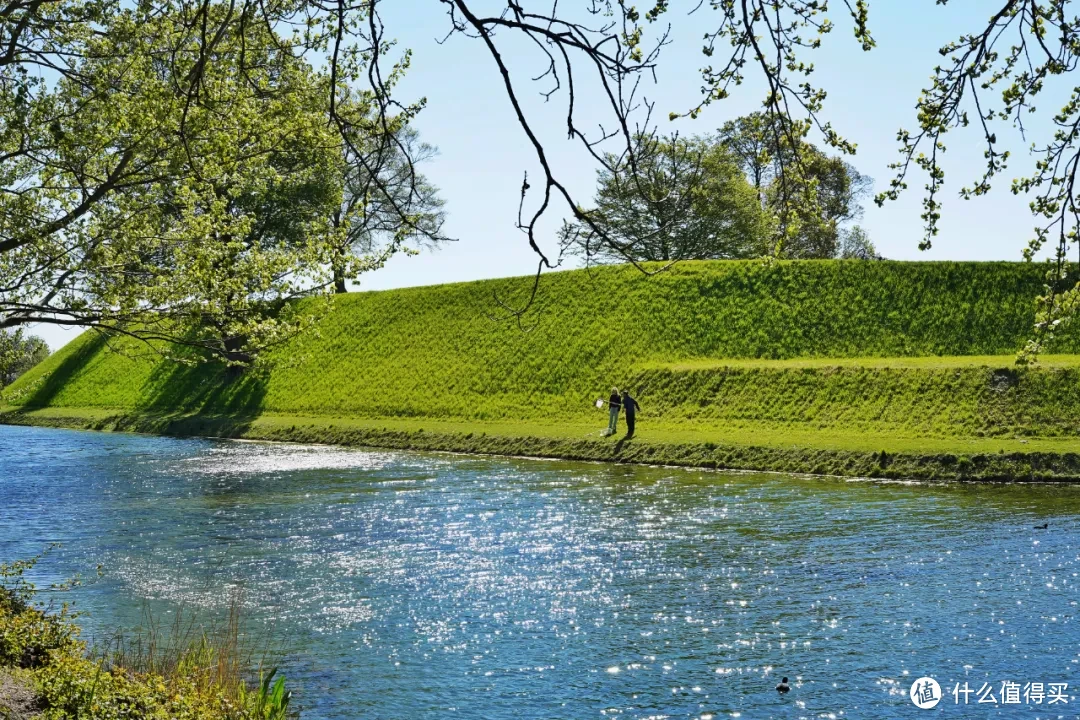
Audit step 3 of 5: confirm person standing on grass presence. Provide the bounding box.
[604,387,621,436]
[621,389,641,437]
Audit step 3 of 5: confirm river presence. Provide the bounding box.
[2,424,1079,718]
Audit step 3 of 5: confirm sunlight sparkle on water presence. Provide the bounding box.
[4,425,1080,719]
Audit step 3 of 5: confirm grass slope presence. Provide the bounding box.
[6,260,1080,479]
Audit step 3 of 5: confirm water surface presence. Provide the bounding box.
[2,425,1079,718]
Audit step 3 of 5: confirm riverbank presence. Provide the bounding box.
[7,405,1080,481]
[8,261,1080,481]
[0,554,294,720]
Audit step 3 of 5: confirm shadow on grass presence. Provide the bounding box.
[137,351,267,414]
[130,343,269,437]
[13,330,268,439]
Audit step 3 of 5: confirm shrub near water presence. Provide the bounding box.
[4,260,1078,429]
[0,554,294,719]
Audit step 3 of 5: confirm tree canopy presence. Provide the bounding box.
[0,0,436,363]
[719,113,873,259]
[561,123,872,265]
[560,134,772,265]
[331,124,449,294]
[0,329,47,387]
[838,226,879,261]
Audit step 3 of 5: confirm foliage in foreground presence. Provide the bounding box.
[0,0,439,366]
[560,126,874,266]
[0,555,293,719]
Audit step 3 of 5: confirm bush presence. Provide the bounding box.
[0,553,294,720]
[0,555,80,670]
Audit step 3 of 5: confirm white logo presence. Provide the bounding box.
[910,677,942,709]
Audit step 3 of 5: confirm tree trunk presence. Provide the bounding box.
[332,245,348,294]
[223,334,252,375]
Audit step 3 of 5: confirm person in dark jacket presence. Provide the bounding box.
[621,390,641,436]
[604,387,621,436]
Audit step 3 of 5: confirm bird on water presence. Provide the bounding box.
[776,677,791,694]
[1034,523,1049,530]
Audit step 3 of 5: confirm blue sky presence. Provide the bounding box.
[361,2,1053,286]
[32,2,1058,350]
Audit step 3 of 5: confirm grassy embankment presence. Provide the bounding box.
[6,260,1080,480]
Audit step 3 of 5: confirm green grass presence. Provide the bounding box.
[12,406,1080,453]
[646,353,1080,370]
[5,259,1080,479]
[6,407,1080,481]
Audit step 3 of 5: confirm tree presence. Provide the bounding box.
[719,113,873,258]
[331,124,448,294]
[0,0,425,364]
[838,227,879,260]
[716,113,776,209]
[559,134,772,264]
[0,330,48,387]
[81,5,350,365]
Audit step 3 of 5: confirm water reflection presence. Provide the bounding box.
[2,425,1079,718]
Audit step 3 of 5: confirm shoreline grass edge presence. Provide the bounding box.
[5,407,1080,483]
